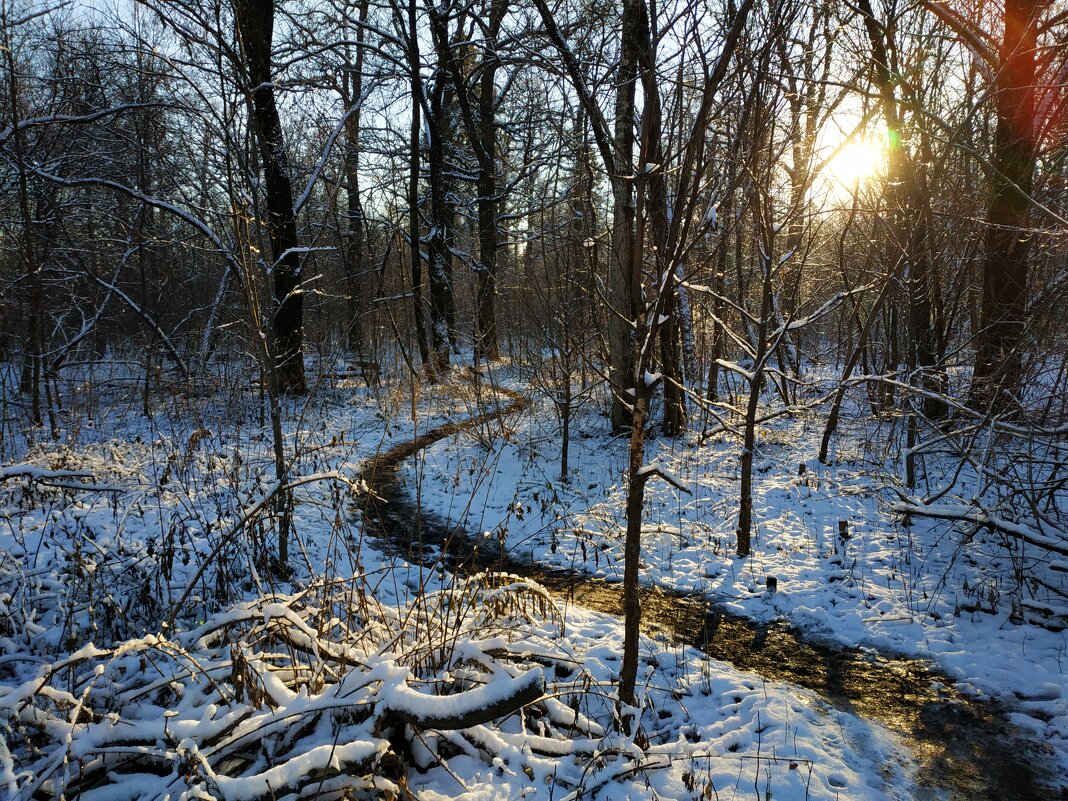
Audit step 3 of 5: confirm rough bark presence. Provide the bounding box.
[234,0,306,395]
[969,0,1038,412]
[608,0,643,431]
[427,67,456,371]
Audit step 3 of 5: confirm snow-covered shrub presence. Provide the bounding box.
[0,573,615,801]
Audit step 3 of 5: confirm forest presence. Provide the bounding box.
[1,0,1066,797]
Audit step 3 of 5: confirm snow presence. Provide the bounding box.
[211,739,388,800]
[1,357,1064,801]
[383,665,544,723]
[398,362,1068,784]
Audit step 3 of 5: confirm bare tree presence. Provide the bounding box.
[234,0,307,395]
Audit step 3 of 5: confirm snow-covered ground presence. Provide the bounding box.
[399,364,1068,784]
[1,359,1062,799]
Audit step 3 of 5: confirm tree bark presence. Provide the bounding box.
[342,0,370,354]
[404,0,431,369]
[969,0,1038,412]
[235,0,306,395]
[427,66,456,371]
[474,0,504,362]
[608,0,643,431]
[736,251,772,558]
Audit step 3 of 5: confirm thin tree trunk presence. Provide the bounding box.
[474,2,503,361]
[342,0,370,353]
[4,27,43,428]
[737,252,772,558]
[404,0,430,369]
[820,278,892,463]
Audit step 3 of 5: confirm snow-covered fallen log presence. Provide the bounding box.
[0,463,109,491]
[382,665,545,730]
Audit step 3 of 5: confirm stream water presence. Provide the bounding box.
[357,398,1061,801]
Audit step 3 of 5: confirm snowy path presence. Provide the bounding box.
[357,383,1061,801]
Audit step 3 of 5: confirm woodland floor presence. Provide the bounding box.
[0,356,1065,800]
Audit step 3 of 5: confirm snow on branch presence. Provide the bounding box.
[383,666,545,730]
[636,463,694,494]
[0,103,173,146]
[0,464,109,492]
[30,169,240,279]
[893,500,1068,557]
[770,283,876,338]
[79,268,191,378]
[4,574,606,801]
[167,471,366,627]
[292,96,370,216]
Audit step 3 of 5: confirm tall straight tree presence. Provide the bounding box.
[398,0,431,369]
[608,0,642,430]
[970,0,1039,412]
[426,20,458,371]
[234,0,306,395]
[341,0,371,353]
[855,0,943,467]
[472,0,505,362]
[924,0,1043,413]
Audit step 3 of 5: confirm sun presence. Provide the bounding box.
[827,140,886,189]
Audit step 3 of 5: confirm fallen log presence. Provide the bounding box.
[383,667,544,731]
[0,464,109,491]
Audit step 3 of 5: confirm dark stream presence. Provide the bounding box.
[358,401,1062,801]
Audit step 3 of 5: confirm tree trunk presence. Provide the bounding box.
[474,179,499,361]
[474,5,502,362]
[427,69,455,371]
[619,380,648,711]
[705,225,728,408]
[856,0,942,420]
[970,0,1038,412]
[608,0,643,431]
[737,243,774,558]
[405,0,430,369]
[342,0,370,354]
[234,0,306,395]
